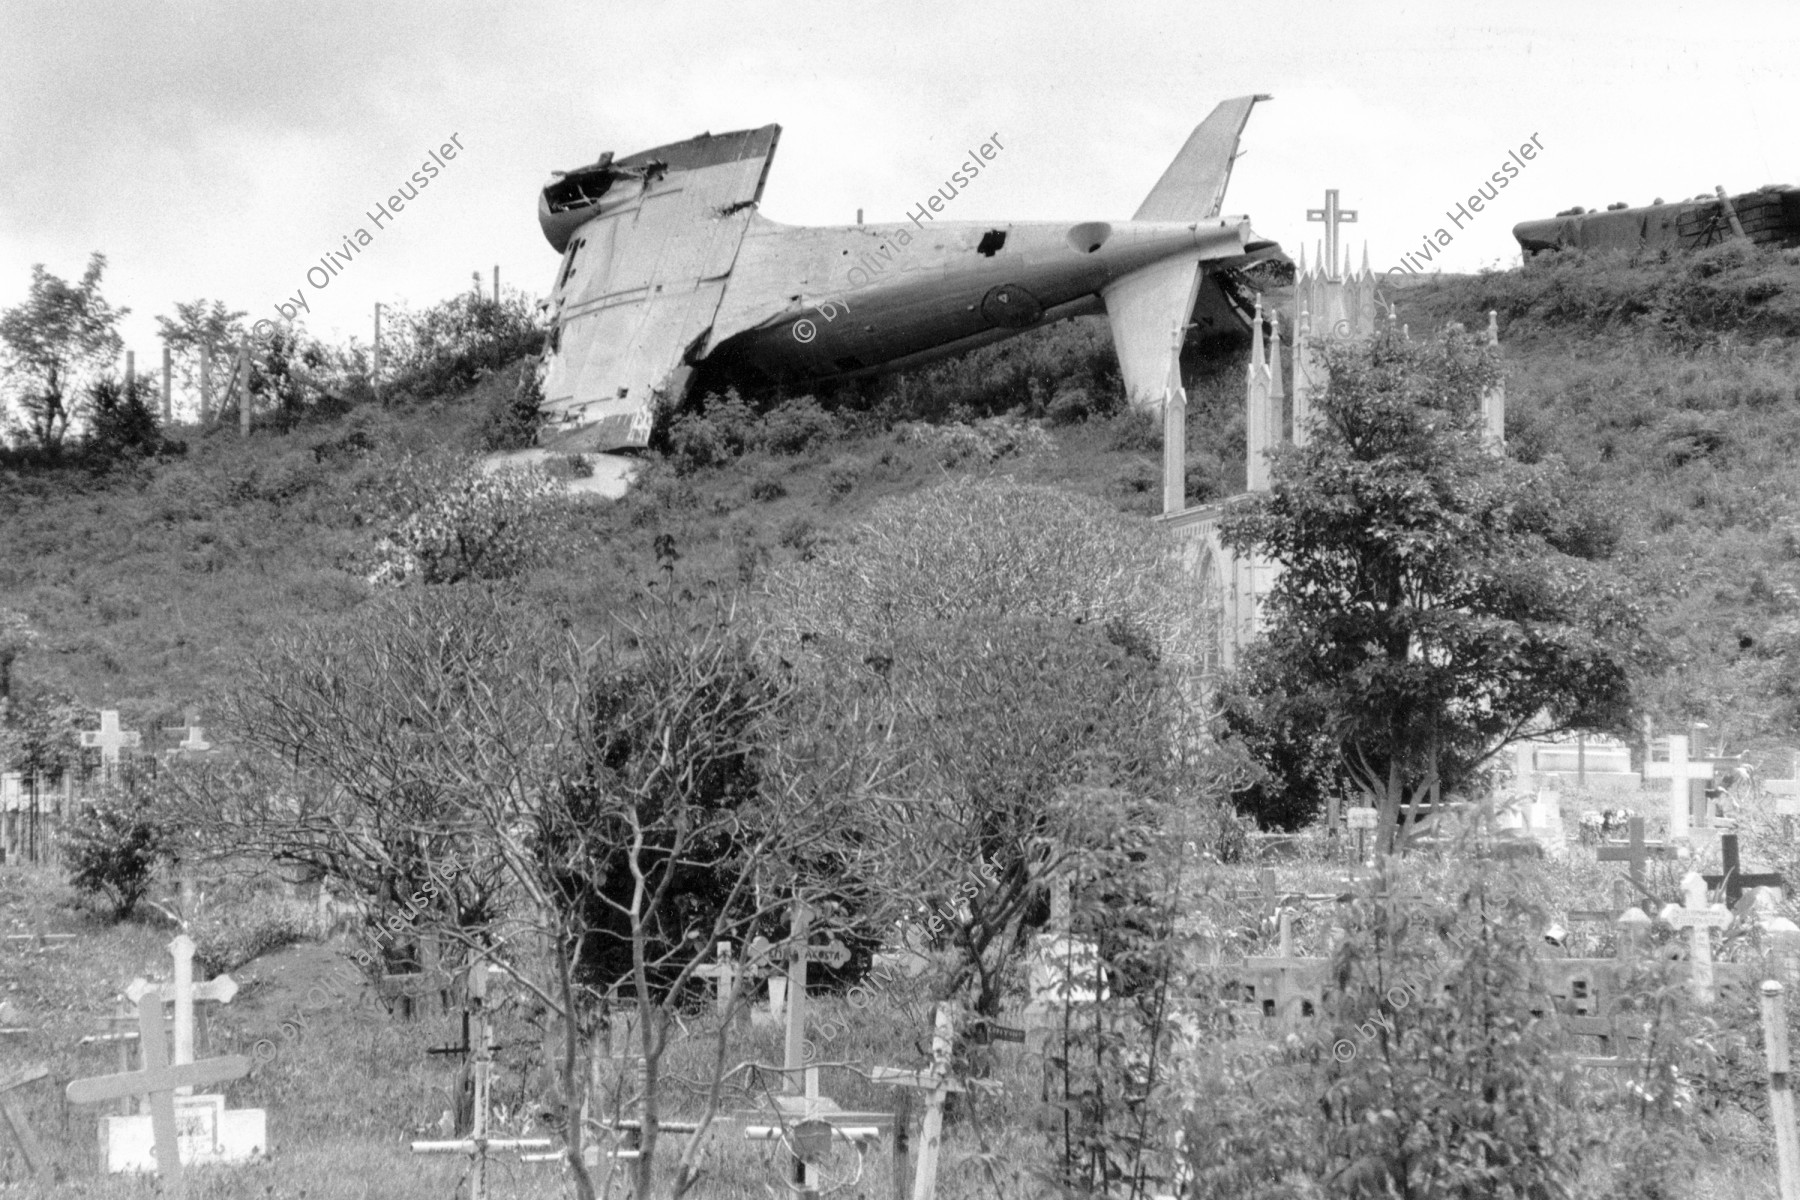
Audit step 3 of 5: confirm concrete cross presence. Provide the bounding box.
[161,724,212,755]
[1661,871,1733,1003]
[1644,735,1712,841]
[80,709,142,775]
[126,934,237,1096]
[1596,816,1677,895]
[0,1065,53,1187]
[1306,189,1358,282]
[1703,834,1788,910]
[66,989,250,1198]
[1243,908,1328,1023]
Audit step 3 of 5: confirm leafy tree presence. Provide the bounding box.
[1221,327,1649,851]
[64,772,172,919]
[0,253,127,455]
[764,478,1235,1017]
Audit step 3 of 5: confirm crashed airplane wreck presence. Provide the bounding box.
[536,96,1287,451]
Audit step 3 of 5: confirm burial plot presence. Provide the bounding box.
[79,710,141,778]
[1596,817,1678,903]
[870,1005,999,1200]
[1238,909,1331,1025]
[97,935,264,1168]
[1702,833,1787,910]
[1645,735,1713,842]
[1662,871,1734,1004]
[411,960,554,1200]
[66,989,255,1194]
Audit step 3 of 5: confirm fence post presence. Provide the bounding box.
[1761,981,1800,1200]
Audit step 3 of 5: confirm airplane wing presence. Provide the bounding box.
[538,126,781,451]
[1133,95,1270,223]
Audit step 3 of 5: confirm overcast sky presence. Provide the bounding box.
[3,0,1795,360]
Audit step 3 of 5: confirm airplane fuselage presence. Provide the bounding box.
[703,214,1254,385]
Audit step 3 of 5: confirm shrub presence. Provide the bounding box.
[895,416,1055,466]
[379,293,546,403]
[822,458,860,500]
[82,374,163,462]
[759,396,837,455]
[368,455,568,586]
[747,465,787,502]
[63,776,173,920]
[478,357,547,452]
[1106,408,1162,452]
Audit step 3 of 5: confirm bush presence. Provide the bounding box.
[83,374,163,462]
[63,776,173,920]
[478,357,547,452]
[379,293,547,403]
[759,396,837,455]
[368,455,569,586]
[895,416,1056,467]
[747,465,787,502]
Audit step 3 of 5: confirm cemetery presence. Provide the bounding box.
[8,15,1800,1199]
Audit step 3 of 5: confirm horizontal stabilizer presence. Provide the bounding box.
[1133,95,1269,223]
[1101,255,1204,410]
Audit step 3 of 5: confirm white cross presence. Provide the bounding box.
[80,709,142,774]
[692,941,737,1016]
[66,989,250,1199]
[1661,871,1732,1003]
[1644,735,1712,841]
[126,935,237,1095]
[870,1005,999,1200]
[1306,189,1359,282]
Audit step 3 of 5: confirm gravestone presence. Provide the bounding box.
[1702,833,1787,909]
[1645,735,1712,842]
[66,989,254,1194]
[1661,871,1733,1004]
[1241,909,1329,1023]
[870,1005,998,1200]
[1596,817,1677,901]
[80,710,142,778]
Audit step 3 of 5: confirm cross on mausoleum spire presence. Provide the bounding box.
[1306,189,1358,282]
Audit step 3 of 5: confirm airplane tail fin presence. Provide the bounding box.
[1101,254,1205,409]
[1133,95,1269,222]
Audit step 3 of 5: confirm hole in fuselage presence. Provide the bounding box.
[977,230,1007,257]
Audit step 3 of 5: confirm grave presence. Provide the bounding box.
[1239,909,1330,1024]
[869,1005,1000,1200]
[79,709,142,778]
[94,934,264,1170]
[1661,871,1734,1004]
[1645,735,1713,842]
[1595,817,1678,904]
[739,901,892,1198]
[1702,833,1787,910]
[411,960,554,1200]
[66,989,255,1195]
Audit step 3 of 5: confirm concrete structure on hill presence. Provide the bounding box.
[1159,223,1506,674]
[1515,185,1800,257]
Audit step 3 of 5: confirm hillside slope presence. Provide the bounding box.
[6,242,1800,770]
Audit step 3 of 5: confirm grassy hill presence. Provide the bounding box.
[6,240,1800,767]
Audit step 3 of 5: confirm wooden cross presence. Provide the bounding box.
[1644,735,1712,841]
[66,989,250,1198]
[1596,817,1677,894]
[1305,189,1358,282]
[409,961,550,1200]
[126,934,238,1096]
[1661,871,1733,1003]
[1702,833,1787,910]
[871,1005,998,1200]
[80,709,142,775]
[745,1065,890,1198]
[0,1065,52,1187]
